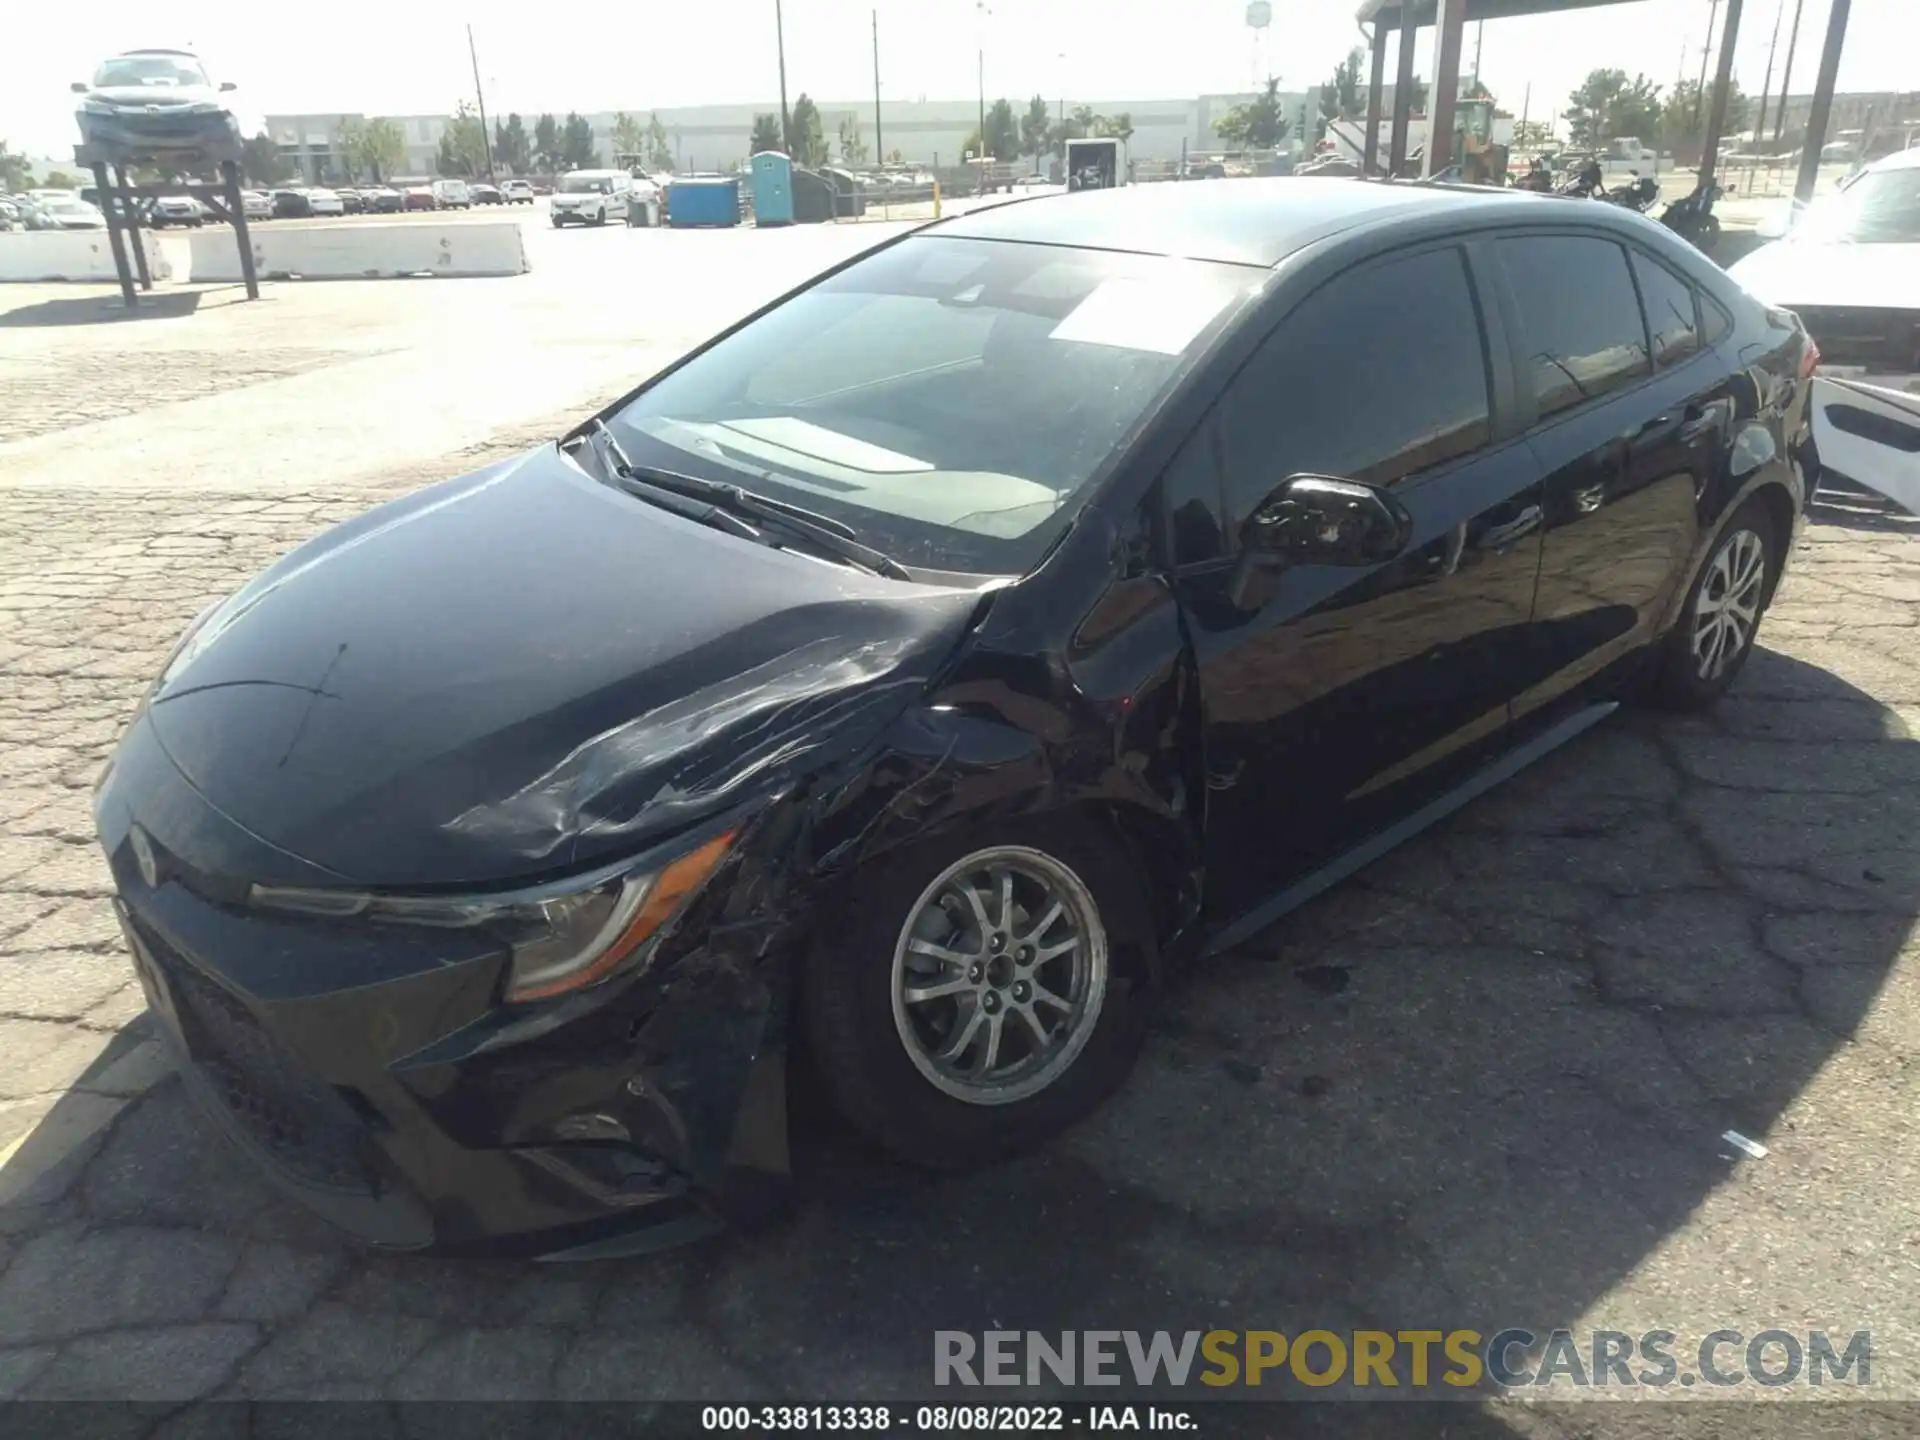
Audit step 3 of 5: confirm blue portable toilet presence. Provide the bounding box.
[750,151,795,227]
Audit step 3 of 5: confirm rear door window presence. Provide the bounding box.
[1630,250,1701,368]
[1498,235,1651,420]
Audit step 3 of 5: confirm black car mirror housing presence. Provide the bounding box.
[1244,474,1412,568]
[219,81,237,92]
[71,81,89,93]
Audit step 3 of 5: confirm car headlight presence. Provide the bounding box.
[249,828,738,1003]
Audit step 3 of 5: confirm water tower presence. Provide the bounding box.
[1245,1,1272,93]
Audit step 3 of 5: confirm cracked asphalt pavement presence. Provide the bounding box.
[0,232,1917,1431]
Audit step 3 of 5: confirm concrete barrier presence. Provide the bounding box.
[186,222,530,281]
[0,229,171,282]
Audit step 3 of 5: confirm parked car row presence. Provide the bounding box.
[0,191,107,230]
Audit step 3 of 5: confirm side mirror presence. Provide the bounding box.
[219,81,237,92]
[1244,474,1412,567]
[71,81,89,93]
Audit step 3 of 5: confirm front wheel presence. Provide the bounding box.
[1644,498,1779,710]
[551,217,566,228]
[801,819,1151,1169]
[590,208,607,227]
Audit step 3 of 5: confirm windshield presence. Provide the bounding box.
[40,196,89,213]
[560,175,612,194]
[93,55,210,88]
[1795,165,1920,244]
[608,235,1256,574]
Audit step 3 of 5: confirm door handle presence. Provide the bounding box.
[1677,402,1723,443]
[1476,505,1543,552]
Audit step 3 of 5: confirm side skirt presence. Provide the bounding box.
[1200,702,1619,959]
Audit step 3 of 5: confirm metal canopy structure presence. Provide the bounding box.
[1353,0,1852,206]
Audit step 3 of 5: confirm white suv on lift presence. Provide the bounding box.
[550,169,657,226]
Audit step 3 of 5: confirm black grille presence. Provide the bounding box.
[1795,306,1920,372]
[139,926,374,1195]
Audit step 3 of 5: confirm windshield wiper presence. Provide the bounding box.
[583,421,913,581]
[579,422,759,542]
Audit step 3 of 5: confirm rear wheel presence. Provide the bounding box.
[1645,498,1778,710]
[801,818,1150,1169]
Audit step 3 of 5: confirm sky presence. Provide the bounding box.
[6,0,1915,160]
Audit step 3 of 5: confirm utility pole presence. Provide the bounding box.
[976,2,989,175]
[872,10,883,167]
[468,24,495,180]
[1754,0,1784,146]
[775,0,792,155]
[1771,0,1807,143]
[1473,20,1484,87]
[1693,0,1721,131]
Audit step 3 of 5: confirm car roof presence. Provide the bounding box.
[935,176,1566,267]
[113,48,202,58]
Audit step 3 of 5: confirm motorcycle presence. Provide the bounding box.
[1603,173,1661,212]
[1515,157,1555,193]
[1659,181,1724,250]
[1556,158,1605,198]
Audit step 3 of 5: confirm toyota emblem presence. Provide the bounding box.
[129,826,159,888]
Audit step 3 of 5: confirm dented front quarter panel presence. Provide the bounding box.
[800,501,1208,963]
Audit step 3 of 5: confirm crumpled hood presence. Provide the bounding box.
[143,446,982,888]
[1727,240,1920,311]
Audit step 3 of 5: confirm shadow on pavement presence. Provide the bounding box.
[0,290,206,327]
[0,650,1912,1428]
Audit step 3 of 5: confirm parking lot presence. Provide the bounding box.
[1,216,1917,1425]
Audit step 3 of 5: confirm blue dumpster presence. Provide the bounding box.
[750,151,794,227]
[666,176,741,228]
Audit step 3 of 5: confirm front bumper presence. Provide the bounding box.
[95,717,799,1258]
[77,107,240,158]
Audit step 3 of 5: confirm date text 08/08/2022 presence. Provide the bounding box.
[702,1407,1195,1432]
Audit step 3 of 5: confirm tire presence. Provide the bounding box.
[800,815,1152,1169]
[552,217,566,228]
[1644,497,1779,711]
[590,208,607,227]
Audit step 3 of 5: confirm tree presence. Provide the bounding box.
[1663,77,1753,153]
[337,116,404,182]
[885,147,904,166]
[495,113,532,175]
[335,116,367,181]
[532,113,563,173]
[561,111,598,169]
[39,171,80,189]
[646,113,674,172]
[1213,78,1290,149]
[239,132,287,186]
[789,94,828,167]
[1318,46,1366,133]
[1102,110,1135,152]
[0,141,30,192]
[1563,68,1664,150]
[837,115,869,167]
[436,102,489,177]
[611,112,645,163]
[1020,96,1051,170]
[1513,119,1555,149]
[980,98,1020,162]
[750,112,785,155]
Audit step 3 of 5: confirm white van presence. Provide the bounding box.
[430,178,472,209]
[550,169,658,227]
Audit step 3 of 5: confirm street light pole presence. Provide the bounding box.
[872,10,884,167]
[976,2,989,176]
[775,0,792,154]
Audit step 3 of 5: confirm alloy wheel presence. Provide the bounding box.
[1692,527,1767,682]
[890,846,1108,1106]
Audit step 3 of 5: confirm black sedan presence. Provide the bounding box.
[269,189,312,219]
[96,178,1815,1258]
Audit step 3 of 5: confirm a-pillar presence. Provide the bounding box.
[1424,0,1468,176]
[1388,1,1419,176]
